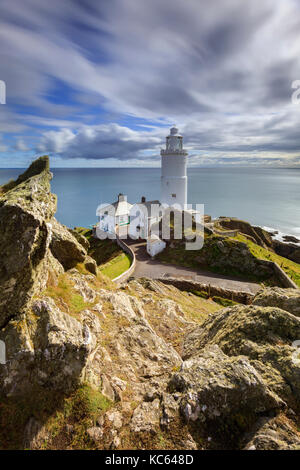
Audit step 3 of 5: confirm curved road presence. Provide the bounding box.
[125,239,260,295]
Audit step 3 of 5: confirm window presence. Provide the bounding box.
[172,193,176,198]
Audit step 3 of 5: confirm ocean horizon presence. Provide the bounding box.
[1,166,299,241]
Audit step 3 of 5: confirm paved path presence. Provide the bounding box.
[125,239,260,295]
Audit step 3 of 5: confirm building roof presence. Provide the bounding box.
[114,200,133,217]
[99,194,133,217]
[141,200,160,213]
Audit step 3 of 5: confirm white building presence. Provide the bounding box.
[146,233,166,258]
[129,196,161,239]
[161,126,188,209]
[98,193,132,235]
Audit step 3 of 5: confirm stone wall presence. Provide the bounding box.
[213,228,239,237]
[262,260,298,289]
[157,277,255,304]
[112,236,136,284]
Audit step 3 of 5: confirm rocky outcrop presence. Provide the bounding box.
[253,287,300,316]
[217,218,273,248]
[195,235,274,280]
[242,415,300,450]
[272,239,300,264]
[183,304,300,409]
[68,228,90,251]
[0,156,57,328]
[50,218,87,270]
[167,345,283,437]
[1,157,300,451]
[217,217,300,264]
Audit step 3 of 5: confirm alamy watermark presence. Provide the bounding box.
[291,340,300,365]
[291,80,300,105]
[0,80,6,104]
[96,202,205,251]
[0,340,6,364]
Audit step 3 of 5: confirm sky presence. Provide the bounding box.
[1,0,300,168]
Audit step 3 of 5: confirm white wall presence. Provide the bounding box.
[147,238,166,257]
[99,214,115,234]
[161,153,187,208]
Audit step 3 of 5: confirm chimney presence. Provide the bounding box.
[141,196,146,203]
[118,193,127,202]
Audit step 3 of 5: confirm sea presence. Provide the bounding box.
[0,167,299,241]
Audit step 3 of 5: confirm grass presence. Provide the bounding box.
[74,227,132,280]
[157,231,300,288]
[0,384,111,450]
[44,384,112,449]
[189,289,238,307]
[44,273,97,317]
[99,253,131,280]
[73,227,122,266]
[234,234,300,287]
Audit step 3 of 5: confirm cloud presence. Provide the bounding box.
[14,138,29,151]
[37,123,162,160]
[1,0,300,165]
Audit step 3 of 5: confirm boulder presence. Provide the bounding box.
[0,297,90,395]
[272,240,300,264]
[23,417,51,450]
[183,305,300,407]
[168,345,283,435]
[283,235,299,244]
[242,415,300,450]
[253,287,300,317]
[68,227,90,251]
[84,255,97,275]
[130,399,161,434]
[86,426,103,443]
[106,410,123,429]
[50,218,87,270]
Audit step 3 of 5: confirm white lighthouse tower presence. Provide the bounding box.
[161,126,188,209]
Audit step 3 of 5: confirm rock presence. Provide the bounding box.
[101,374,115,402]
[160,393,180,428]
[23,417,50,450]
[111,435,121,449]
[130,399,161,434]
[253,287,300,317]
[106,411,123,429]
[50,218,87,270]
[68,269,97,302]
[68,228,90,251]
[0,297,90,395]
[168,345,283,433]
[217,218,273,248]
[283,235,299,244]
[96,415,104,427]
[84,255,97,275]
[86,426,103,443]
[65,424,74,434]
[183,305,300,407]
[194,235,274,281]
[243,415,300,450]
[0,156,56,327]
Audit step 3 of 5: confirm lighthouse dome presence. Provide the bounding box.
[170,125,179,135]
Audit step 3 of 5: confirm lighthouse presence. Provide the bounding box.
[160,126,188,209]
